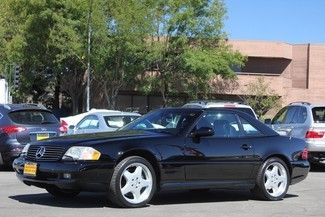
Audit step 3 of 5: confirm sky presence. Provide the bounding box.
[224,0,325,44]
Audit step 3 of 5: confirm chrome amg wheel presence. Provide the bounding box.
[109,156,156,208]
[120,163,153,204]
[263,162,288,197]
[252,157,289,201]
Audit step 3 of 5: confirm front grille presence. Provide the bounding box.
[26,145,66,162]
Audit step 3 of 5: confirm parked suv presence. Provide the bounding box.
[182,100,258,119]
[268,102,325,164]
[0,104,60,167]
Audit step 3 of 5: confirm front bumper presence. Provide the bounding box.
[13,157,115,191]
[290,160,310,185]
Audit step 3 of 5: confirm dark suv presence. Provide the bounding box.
[0,104,60,167]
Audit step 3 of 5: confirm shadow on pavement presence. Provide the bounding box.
[151,190,251,205]
[151,190,298,205]
[9,190,299,208]
[9,192,112,208]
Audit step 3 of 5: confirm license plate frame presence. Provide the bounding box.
[36,133,49,141]
[23,162,37,177]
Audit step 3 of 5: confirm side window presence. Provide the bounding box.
[195,111,242,138]
[239,117,263,137]
[283,106,298,124]
[291,107,307,124]
[77,115,99,129]
[312,107,325,123]
[88,116,99,129]
[272,106,299,124]
[272,107,288,124]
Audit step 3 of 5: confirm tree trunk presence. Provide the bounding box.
[161,79,168,107]
[105,88,119,110]
[71,94,79,115]
[103,81,115,110]
[161,90,168,107]
[53,73,61,109]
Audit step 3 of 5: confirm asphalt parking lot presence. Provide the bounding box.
[1,166,325,217]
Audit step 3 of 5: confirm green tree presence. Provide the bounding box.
[0,0,90,114]
[141,0,245,106]
[242,77,282,118]
[92,0,155,109]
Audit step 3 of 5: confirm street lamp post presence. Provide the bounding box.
[86,0,93,112]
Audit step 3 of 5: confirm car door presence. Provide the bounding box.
[184,110,256,182]
[272,106,299,136]
[75,115,100,134]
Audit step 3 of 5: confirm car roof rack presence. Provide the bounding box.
[188,100,244,105]
[289,101,311,106]
[0,103,47,110]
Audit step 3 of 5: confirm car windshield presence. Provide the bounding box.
[8,110,59,125]
[104,115,139,128]
[120,109,202,134]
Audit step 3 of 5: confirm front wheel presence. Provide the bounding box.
[252,157,289,201]
[46,186,80,198]
[108,156,156,208]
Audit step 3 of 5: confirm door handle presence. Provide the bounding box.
[241,144,252,150]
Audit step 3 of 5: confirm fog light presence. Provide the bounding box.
[63,173,71,179]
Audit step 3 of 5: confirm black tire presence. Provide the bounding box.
[309,161,319,169]
[46,186,80,198]
[108,156,156,208]
[251,157,290,201]
[0,164,13,171]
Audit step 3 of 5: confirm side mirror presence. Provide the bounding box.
[191,127,214,138]
[264,119,272,124]
[68,125,75,130]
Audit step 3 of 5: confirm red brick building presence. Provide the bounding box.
[229,40,325,105]
[101,40,325,113]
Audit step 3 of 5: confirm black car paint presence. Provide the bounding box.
[13,108,309,193]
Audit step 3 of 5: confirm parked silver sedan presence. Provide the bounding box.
[68,110,141,135]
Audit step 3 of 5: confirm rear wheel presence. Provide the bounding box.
[108,156,156,208]
[252,157,289,201]
[46,186,80,198]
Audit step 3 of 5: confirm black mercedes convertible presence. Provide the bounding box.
[13,108,309,208]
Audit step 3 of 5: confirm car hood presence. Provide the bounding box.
[37,130,171,145]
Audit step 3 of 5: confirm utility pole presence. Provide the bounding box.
[86,0,93,111]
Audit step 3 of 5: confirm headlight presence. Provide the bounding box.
[62,146,101,161]
[21,143,30,157]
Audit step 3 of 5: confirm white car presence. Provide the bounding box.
[60,109,140,135]
[182,101,258,119]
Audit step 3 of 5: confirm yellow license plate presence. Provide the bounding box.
[37,133,49,141]
[24,162,37,177]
